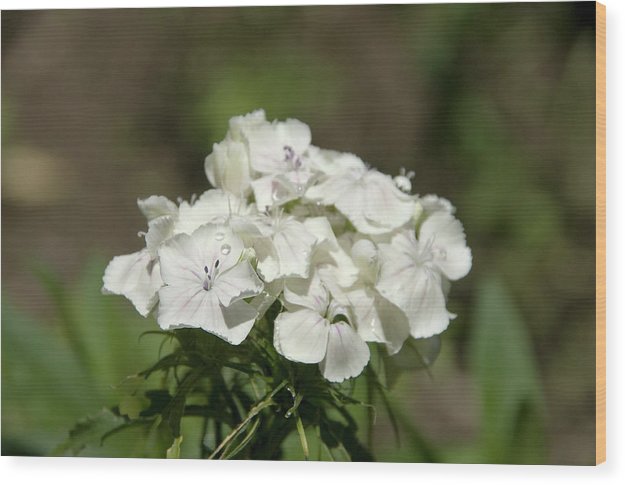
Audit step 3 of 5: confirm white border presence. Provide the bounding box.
[1,0,623,484]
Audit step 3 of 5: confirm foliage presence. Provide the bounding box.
[4,259,546,461]
[51,309,386,461]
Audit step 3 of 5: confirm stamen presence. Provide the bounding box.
[214,259,220,268]
[204,265,209,274]
[284,145,295,161]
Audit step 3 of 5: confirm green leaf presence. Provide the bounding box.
[469,277,546,464]
[161,367,205,438]
[52,408,126,456]
[384,336,441,388]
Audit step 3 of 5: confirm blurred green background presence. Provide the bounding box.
[1,2,596,463]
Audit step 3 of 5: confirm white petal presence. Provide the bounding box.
[407,269,451,338]
[419,194,456,216]
[361,171,415,231]
[250,175,292,210]
[313,170,415,235]
[157,286,256,344]
[306,147,366,177]
[350,237,379,284]
[274,309,329,364]
[305,170,358,206]
[157,283,208,330]
[249,279,283,319]
[102,249,162,317]
[376,233,421,304]
[158,225,244,286]
[228,110,267,140]
[137,195,178,221]
[255,236,281,283]
[204,140,252,196]
[303,217,359,287]
[175,190,249,235]
[380,266,450,339]
[372,292,410,354]
[283,272,329,314]
[271,219,316,279]
[244,118,311,174]
[212,260,263,306]
[145,215,175,257]
[320,322,370,382]
[251,172,310,209]
[377,232,451,338]
[219,300,260,344]
[158,233,205,287]
[347,286,409,355]
[419,212,472,281]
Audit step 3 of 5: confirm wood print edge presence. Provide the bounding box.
[595,0,606,466]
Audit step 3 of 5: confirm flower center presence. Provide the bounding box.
[284,145,304,171]
[416,236,446,266]
[202,259,221,291]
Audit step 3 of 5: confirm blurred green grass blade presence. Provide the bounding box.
[1,302,105,455]
[2,256,162,456]
[470,277,546,464]
[71,256,158,389]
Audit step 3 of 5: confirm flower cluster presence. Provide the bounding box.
[103,110,471,383]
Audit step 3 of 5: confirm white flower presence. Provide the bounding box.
[174,189,253,236]
[376,212,472,338]
[252,211,317,283]
[102,195,178,315]
[205,140,253,197]
[104,110,473,381]
[306,155,416,235]
[204,110,268,196]
[157,224,263,344]
[102,249,163,317]
[339,238,410,354]
[419,194,455,216]
[137,195,178,221]
[302,217,358,288]
[228,109,268,140]
[243,117,314,209]
[274,273,370,383]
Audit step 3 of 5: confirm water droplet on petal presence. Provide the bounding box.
[215,232,225,241]
[220,244,231,255]
[295,184,304,195]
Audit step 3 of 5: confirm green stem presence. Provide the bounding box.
[295,415,309,460]
[208,380,287,459]
[366,366,375,451]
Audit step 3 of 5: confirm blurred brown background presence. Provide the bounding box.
[2,3,596,463]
